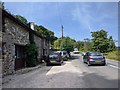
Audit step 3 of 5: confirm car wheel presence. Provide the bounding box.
[60,62,62,65]
[102,62,106,66]
[83,61,86,63]
[87,61,91,66]
[46,63,50,66]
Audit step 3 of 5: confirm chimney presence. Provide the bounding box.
[29,22,34,30]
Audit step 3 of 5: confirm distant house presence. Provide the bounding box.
[1,9,50,76]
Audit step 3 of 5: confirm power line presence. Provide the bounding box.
[56,2,62,26]
[56,2,64,38]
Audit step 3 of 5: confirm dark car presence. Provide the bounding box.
[48,52,63,65]
[83,52,106,66]
[81,52,86,56]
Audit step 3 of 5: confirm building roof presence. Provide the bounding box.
[2,9,48,40]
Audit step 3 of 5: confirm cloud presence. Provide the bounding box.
[72,3,93,31]
[71,3,117,32]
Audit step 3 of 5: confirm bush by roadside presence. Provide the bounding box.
[104,50,120,61]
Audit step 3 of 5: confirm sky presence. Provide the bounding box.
[4,2,118,46]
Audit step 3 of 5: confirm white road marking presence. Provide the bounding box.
[46,62,82,75]
[108,64,120,69]
[106,59,119,63]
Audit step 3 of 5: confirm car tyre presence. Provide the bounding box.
[83,61,86,63]
[102,62,106,66]
[87,61,91,66]
[46,63,50,66]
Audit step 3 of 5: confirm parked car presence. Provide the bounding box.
[57,51,69,61]
[81,52,86,56]
[83,52,106,66]
[73,50,79,54]
[48,52,63,65]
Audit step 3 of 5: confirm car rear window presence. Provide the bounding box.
[90,52,102,56]
[50,52,60,56]
[63,52,67,55]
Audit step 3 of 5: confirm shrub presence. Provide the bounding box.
[105,50,120,61]
[25,44,38,67]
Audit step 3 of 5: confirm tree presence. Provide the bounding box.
[35,25,57,44]
[108,36,116,51]
[15,15,28,25]
[83,38,93,51]
[54,38,62,49]
[53,37,76,57]
[60,37,75,57]
[91,30,110,53]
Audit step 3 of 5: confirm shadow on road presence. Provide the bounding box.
[82,72,119,88]
[47,62,66,66]
[45,69,119,88]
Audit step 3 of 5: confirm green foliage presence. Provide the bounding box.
[34,25,57,43]
[53,37,76,56]
[108,36,116,51]
[15,15,57,43]
[29,32,35,44]
[83,38,93,51]
[60,37,75,56]
[61,37,75,51]
[105,50,120,61]
[25,44,38,67]
[25,32,38,67]
[54,38,62,49]
[15,15,28,25]
[91,29,115,53]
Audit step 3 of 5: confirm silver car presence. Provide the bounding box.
[83,52,106,66]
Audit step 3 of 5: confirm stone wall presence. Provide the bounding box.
[34,35,42,62]
[42,39,49,56]
[2,11,50,76]
[2,17,29,75]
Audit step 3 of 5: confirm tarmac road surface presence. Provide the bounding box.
[2,53,119,88]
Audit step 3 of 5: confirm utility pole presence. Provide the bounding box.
[61,25,64,38]
[60,25,64,50]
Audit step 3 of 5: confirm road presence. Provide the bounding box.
[2,53,119,88]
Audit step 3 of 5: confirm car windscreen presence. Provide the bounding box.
[90,52,102,56]
[50,52,60,56]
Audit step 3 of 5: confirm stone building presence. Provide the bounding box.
[1,9,50,76]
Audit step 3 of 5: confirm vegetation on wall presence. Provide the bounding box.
[25,43,38,67]
[34,25,58,44]
[15,15,28,25]
[15,15,58,44]
[25,32,38,67]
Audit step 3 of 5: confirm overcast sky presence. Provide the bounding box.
[4,2,118,46]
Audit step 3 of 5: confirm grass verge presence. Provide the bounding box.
[104,50,120,61]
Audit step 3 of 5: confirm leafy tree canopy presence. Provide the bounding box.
[91,29,116,53]
[35,25,57,43]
